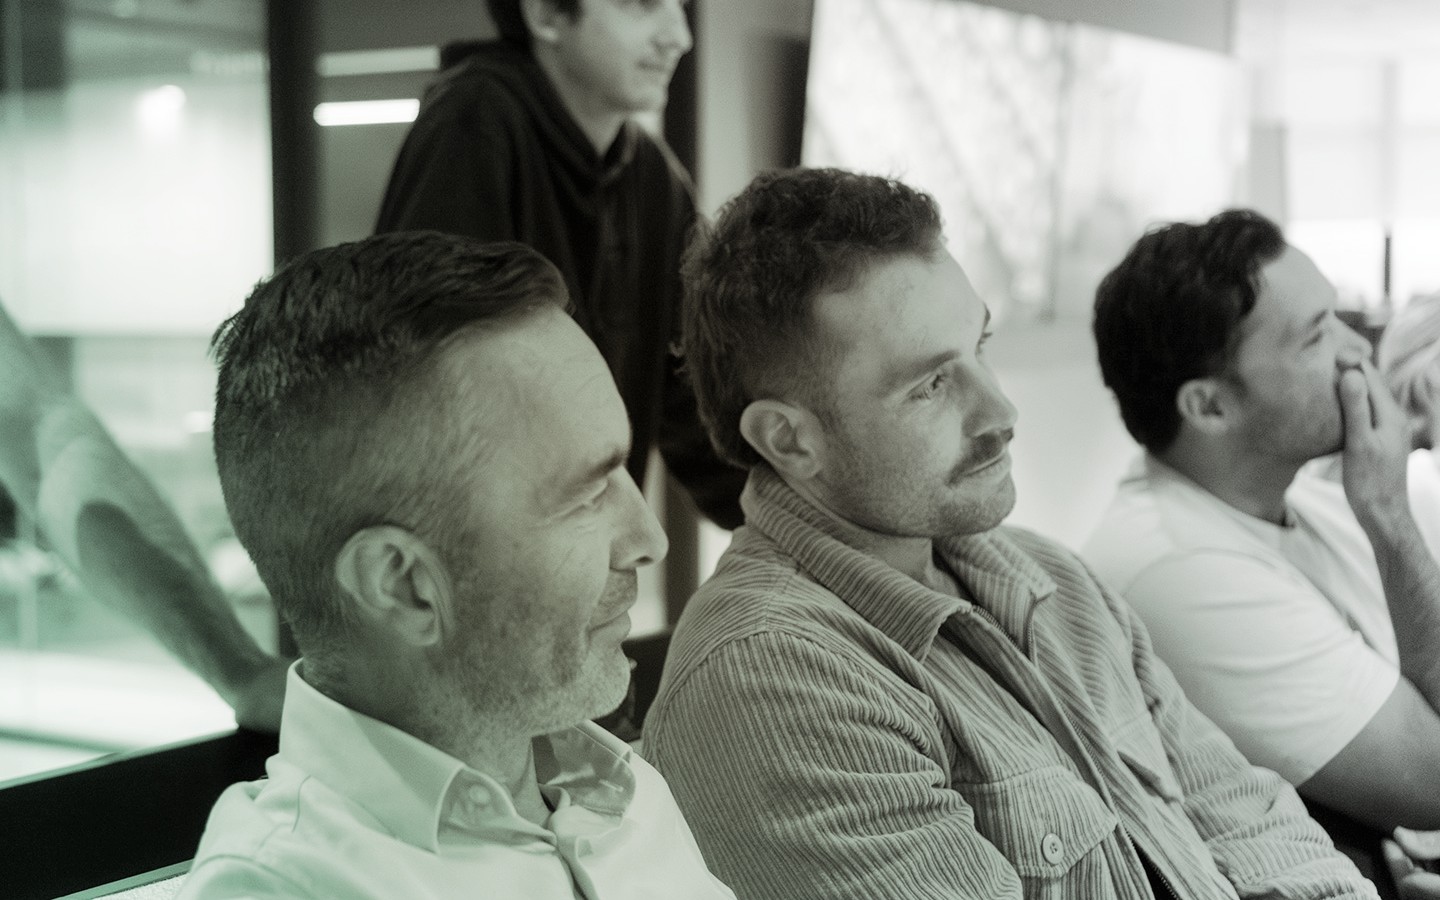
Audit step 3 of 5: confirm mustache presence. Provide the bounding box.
[949,429,1014,481]
[596,570,639,621]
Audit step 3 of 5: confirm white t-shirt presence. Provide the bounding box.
[1083,454,1400,785]
[1407,448,1440,557]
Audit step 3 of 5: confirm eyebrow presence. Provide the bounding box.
[881,308,992,394]
[566,445,630,494]
[1290,308,1328,342]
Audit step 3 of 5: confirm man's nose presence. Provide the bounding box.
[612,472,669,570]
[1335,318,1373,365]
[657,1,693,55]
[967,363,1019,434]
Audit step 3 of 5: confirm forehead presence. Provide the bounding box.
[811,249,986,376]
[439,310,629,478]
[1237,244,1336,348]
[575,0,665,21]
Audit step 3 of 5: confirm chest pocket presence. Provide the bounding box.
[961,764,1118,880]
[1112,714,1184,803]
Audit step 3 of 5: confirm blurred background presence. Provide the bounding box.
[1,0,1438,782]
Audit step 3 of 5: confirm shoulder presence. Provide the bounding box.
[620,126,696,221]
[627,127,691,182]
[183,780,314,898]
[657,528,925,706]
[412,50,532,133]
[668,527,862,666]
[1081,465,1183,584]
[185,771,416,899]
[1083,461,1282,602]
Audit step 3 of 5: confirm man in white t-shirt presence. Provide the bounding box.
[181,232,734,899]
[1084,209,1440,837]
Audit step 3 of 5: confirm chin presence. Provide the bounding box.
[625,87,668,113]
[953,479,1017,534]
[583,649,635,719]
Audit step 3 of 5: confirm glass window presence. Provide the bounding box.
[0,0,273,783]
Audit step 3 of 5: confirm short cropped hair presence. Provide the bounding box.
[1093,208,1286,453]
[211,232,568,655]
[683,167,944,468]
[1379,292,1440,442]
[487,0,581,47]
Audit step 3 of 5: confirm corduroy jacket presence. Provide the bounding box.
[644,466,1375,900]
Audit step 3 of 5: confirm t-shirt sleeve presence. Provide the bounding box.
[1124,551,1399,784]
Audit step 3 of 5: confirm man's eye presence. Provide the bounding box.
[914,372,947,401]
[581,481,611,510]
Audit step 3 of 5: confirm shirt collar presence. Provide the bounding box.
[276,664,638,853]
[741,466,1055,659]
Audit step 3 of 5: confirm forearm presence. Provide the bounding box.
[1359,505,1440,709]
[1336,360,1440,707]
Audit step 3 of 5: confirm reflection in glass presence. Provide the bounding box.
[0,0,273,782]
[802,0,1244,325]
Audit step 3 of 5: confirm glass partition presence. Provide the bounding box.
[802,0,1244,327]
[0,0,274,783]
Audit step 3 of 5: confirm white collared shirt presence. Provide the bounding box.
[180,664,735,899]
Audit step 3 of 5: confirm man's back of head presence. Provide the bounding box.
[1093,207,1375,522]
[1092,208,1286,457]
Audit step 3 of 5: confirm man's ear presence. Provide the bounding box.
[1175,377,1230,437]
[520,0,566,44]
[739,399,825,480]
[334,525,449,648]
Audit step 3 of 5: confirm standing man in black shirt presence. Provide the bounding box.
[377,0,743,527]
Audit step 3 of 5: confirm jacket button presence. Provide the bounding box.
[1041,832,1065,865]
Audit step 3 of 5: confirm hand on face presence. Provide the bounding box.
[1337,349,1412,526]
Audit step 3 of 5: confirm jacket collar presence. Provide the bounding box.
[741,466,1056,659]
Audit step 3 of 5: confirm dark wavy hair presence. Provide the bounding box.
[487,0,581,47]
[1093,208,1286,453]
[212,232,568,656]
[682,167,943,468]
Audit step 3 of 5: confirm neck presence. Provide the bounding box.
[305,651,550,826]
[786,476,957,594]
[533,51,628,155]
[1156,438,1300,526]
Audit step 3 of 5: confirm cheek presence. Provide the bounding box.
[534,531,613,609]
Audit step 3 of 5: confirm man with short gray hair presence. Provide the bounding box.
[181,231,734,900]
